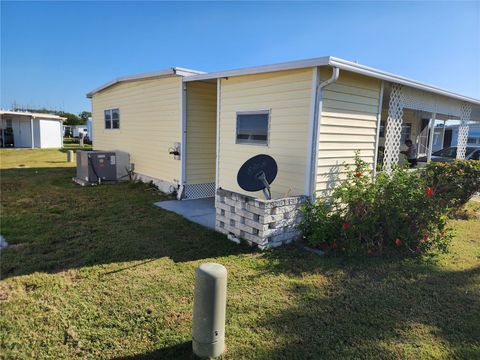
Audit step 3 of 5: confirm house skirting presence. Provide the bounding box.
[215,189,306,249]
[134,173,178,194]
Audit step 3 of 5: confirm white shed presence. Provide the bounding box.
[0,110,66,148]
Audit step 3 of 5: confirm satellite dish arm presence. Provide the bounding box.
[257,171,272,200]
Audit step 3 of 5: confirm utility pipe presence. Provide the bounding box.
[308,66,340,200]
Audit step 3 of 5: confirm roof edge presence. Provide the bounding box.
[327,57,480,105]
[184,56,479,105]
[183,56,330,82]
[86,67,205,98]
[0,110,67,120]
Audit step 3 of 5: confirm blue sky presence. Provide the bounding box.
[1,1,479,114]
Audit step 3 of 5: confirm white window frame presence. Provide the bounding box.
[104,108,120,130]
[235,109,271,146]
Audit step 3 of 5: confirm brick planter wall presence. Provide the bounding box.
[215,189,307,249]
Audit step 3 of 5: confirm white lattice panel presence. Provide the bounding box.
[383,83,405,173]
[456,102,472,160]
[183,182,216,199]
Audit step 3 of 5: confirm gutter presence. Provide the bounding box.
[308,66,340,200]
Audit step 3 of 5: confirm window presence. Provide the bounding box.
[467,137,479,145]
[400,123,412,143]
[112,109,120,129]
[236,111,269,145]
[471,150,480,161]
[379,122,411,143]
[104,109,119,129]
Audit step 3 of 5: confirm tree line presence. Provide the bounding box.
[13,108,91,126]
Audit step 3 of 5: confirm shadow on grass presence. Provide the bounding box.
[2,166,479,358]
[107,250,479,359]
[115,341,195,360]
[1,167,253,279]
[249,247,480,359]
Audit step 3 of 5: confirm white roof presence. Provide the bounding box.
[86,67,205,98]
[184,56,480,106]
[0,110,66,120]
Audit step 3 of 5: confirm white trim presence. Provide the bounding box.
[215,78,221,190]
[60,120,64,148]
[180,81,187,186]
[305,67,319,196]
[86,67,205,98]
[30,117,34,148]
[174,67,206,77]
[373,81,385,176]
[184,56,480,106]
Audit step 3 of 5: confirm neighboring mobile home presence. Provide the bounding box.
[0,110,65,148]
[88,56,480,199]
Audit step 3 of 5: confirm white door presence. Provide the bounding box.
[417,118,430,157]
[15,119,32,147]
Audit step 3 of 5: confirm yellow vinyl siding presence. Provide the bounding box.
[185,81,217,184]
[218,68,313,198]
[316,70,382,196]
[92,76,182,184]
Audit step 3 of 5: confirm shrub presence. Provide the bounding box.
[301,155,480,256]
[426,160,480,210]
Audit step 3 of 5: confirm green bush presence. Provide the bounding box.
[301,155,480,256]
[426,160,480,210]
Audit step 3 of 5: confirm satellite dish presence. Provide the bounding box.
[237,154,278,200]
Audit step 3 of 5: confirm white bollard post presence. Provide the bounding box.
[67,150,74,162]
[192,263,227,358]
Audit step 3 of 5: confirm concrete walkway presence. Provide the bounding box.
[154,197,216,230]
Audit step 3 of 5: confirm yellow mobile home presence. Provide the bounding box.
[87,68,208,195]
[88,57,480,248]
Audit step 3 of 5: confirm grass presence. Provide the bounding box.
[1,148,479,359]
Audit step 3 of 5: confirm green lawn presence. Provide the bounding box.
[1,148,479,359]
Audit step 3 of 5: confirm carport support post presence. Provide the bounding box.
[440,120,446,150]
[427,112,436,163]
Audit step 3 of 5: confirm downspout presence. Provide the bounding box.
[308,66,339,200]
[177,79,187,200]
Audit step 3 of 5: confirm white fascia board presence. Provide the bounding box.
[86,67,204,98]
[174,67,206,76]
[183,57,331,82]
[328,57,480,105]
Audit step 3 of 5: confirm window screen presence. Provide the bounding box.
[236,111,269,145]
[104,110,112,129]
[112,109,120,129]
